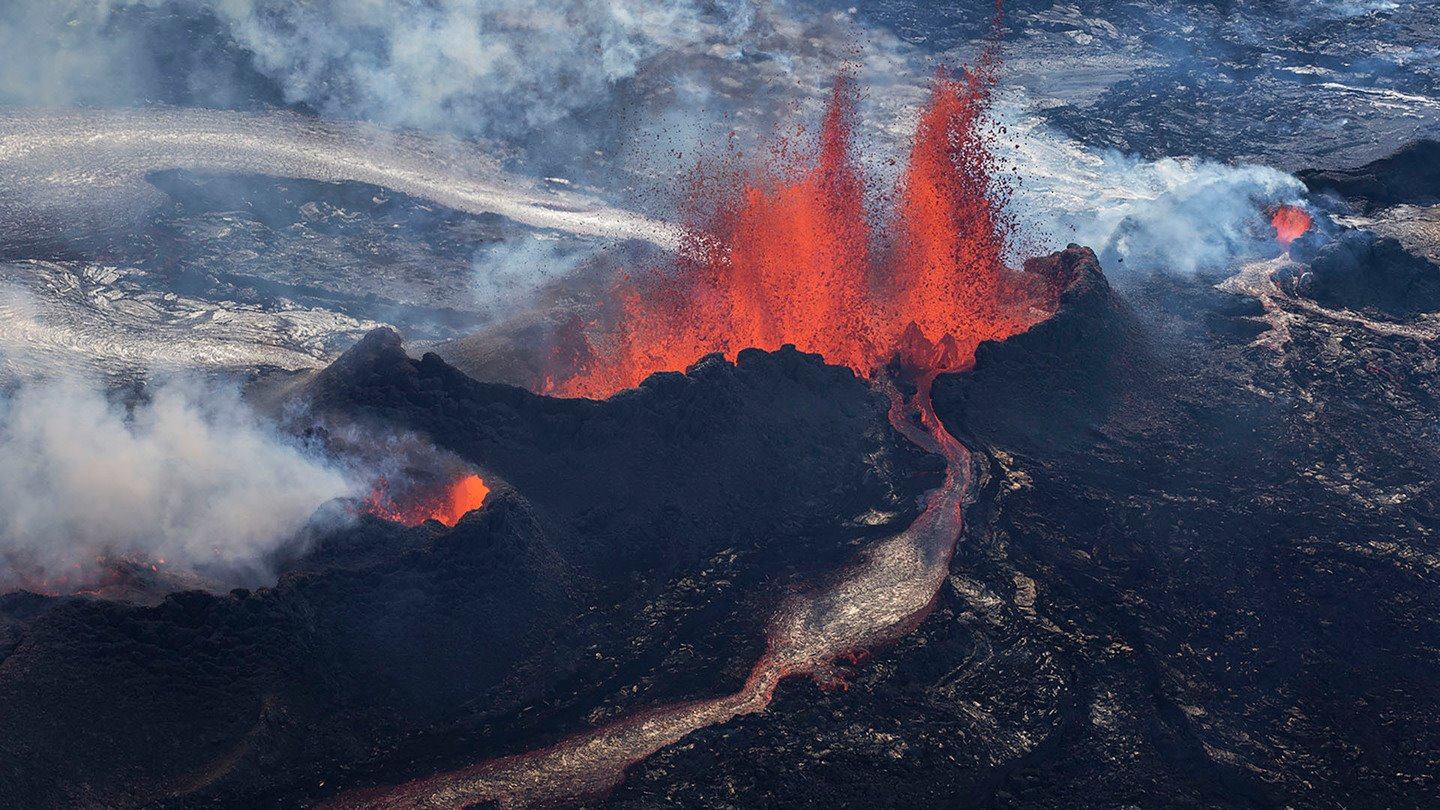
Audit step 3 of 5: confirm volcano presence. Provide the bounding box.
[6,4,1440,808]
[0,61,1103,798]
[0,243,1112,807]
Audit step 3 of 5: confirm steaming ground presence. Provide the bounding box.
[0,107,680,251]
[0,262,380,380]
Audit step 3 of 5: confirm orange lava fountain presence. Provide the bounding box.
[365,473,490,528]
[1272,204,1312,246]
[547,60,1056,399]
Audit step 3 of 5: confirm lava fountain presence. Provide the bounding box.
[333,21,1064,809]
[365,473,490,528]
[547,61,1054,399]
[1271,204,1313,247]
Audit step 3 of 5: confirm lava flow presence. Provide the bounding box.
[1272,204,1312,246]
[365,473,490,527]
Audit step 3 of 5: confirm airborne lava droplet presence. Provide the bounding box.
[1271,204,1312,246]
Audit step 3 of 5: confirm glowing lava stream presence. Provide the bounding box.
[330,379,972,809]
[0,107,682,249]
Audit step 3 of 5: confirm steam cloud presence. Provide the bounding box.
[205,0,752,139]
[471,235,589,314]
[0,0,755,141]
[0,376,356,589]
[996,91,1307,275]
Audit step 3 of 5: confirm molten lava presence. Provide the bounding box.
[1272,204,1312,246]
[547,62,1056,399]
[366,473,490,527]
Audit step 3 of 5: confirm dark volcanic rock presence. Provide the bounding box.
[933,244,1144,453]
[0,504,565,808]
[0,334,936,808]
[1300,140,1440,212]
[306,327,939,586]
[1295,229,1440,318]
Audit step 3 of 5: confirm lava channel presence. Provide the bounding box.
[326,377,971,809]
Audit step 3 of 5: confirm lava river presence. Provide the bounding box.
[331,31,1058,808]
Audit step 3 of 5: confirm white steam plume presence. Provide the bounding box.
[203,0,753,139]
[994,89,1308,275]
[0,376,356,589]
[471,235,589,315]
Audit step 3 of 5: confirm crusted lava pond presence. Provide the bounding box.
[4,2,1440,809]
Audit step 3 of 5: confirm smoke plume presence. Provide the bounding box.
[0,376,356,590]
[996,90,1308,275]
[205,0,753,139]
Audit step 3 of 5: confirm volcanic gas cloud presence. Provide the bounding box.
[1272,204,1312,246]
[366,473,490,527]
[546,60,1060,399]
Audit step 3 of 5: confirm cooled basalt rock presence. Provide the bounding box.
[1292,229,1440,318]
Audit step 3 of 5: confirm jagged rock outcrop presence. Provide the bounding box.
[932,244,1143,452]
[1292,229,1440,318]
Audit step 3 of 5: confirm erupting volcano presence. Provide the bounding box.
[334,32,1073,807]
[1272,204,1313,246]
[365,473,490,527]
[547,60,1057,400]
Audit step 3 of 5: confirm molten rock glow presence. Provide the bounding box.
[1272,204,1313,246]
[547,65,1057,399]
[366,473,490,527]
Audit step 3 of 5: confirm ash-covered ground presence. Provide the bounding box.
[3,1,1440,807]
